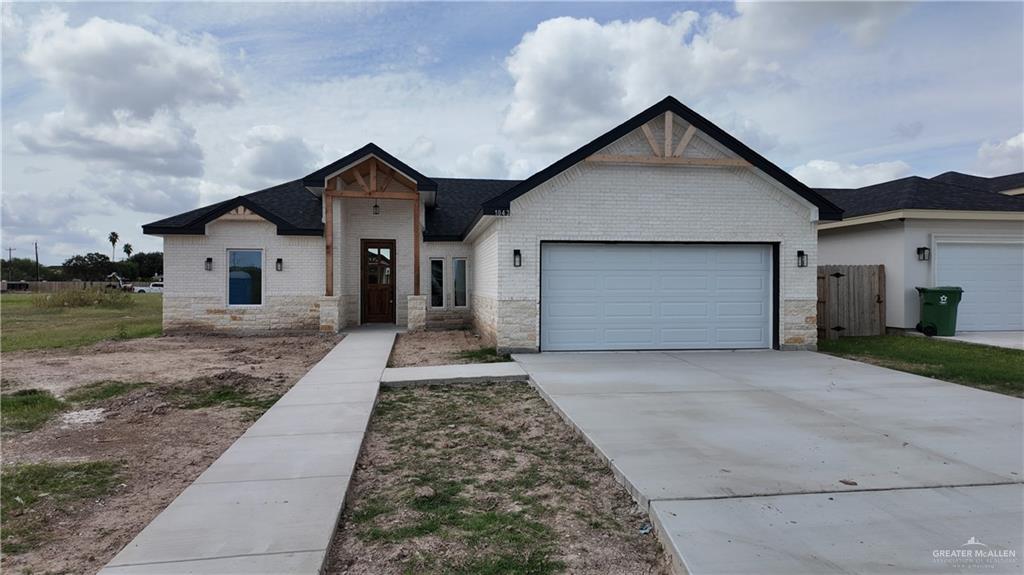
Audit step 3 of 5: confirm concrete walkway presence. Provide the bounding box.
[939,330,1024,351]
[517,351,1023,574]
[100,327,397,575]
[381,361,527,386]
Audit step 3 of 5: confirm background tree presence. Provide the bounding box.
[108,232,119,261]
[128,252,163,279]
[123,243,133,259]
[1,257,64,281]
[63,253,114,281]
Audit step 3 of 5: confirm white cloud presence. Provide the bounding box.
[18,108,204,176]
[455,144,511,178]
[231,125,319,188]
[790,159,912,188]
[502,6,907,151]
[975,132,1024,176]
[87,171,201,215]
[15,10,238,176]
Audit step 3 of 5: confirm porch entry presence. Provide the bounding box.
[361,239,396,323]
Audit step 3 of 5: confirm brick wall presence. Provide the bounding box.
[162,219,324,331]
[488,122,820,351]
[470,223,499,342]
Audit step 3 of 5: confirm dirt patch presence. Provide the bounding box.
[1,333,339,398]
[388,330,508,368]
[326,382,669,575]
[1,333,340,575]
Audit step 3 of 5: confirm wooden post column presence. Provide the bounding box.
[413,199,420,296]
[324,183,334,297]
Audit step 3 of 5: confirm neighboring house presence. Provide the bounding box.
[817,173,1024,332]
[144,96,843,351]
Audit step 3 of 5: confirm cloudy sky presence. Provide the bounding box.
[3,2,1022,264]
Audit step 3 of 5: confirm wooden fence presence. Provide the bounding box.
[0,281,152,293]
[817,265,886,340]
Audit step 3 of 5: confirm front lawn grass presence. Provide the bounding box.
[1,293,162,352]
[328,383,666,574]
[818,335,1023,397]
[1,389,66,432]
[454,346,511,363]
[1,461,121,553]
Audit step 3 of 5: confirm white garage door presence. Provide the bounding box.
[541,243,772,351]
[935,242,1024,331]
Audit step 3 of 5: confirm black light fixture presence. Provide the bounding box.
[796,250,808,268]
[916,247,931,261]
[513,249,522,268]
[372,200,380,216]
[275,258,283,272]
[204,257,213,271]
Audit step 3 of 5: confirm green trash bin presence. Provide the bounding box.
[915,286,964,336]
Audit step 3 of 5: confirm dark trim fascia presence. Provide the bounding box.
[481,96,843,221]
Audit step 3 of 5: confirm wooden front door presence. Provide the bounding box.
[361,239,396,323]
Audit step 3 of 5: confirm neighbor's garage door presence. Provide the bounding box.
[935,242,1024,331]
[540,243,772,351]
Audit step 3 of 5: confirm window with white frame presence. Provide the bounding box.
[453,258,468,307]
[430,258,444,307]
[228,250,262,305]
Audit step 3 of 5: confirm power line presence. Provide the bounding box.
[5,247,16,282]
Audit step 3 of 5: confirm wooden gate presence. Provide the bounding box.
[817,265,886,340]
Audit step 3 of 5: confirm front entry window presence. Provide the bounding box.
[430,259,444,307]
[228,250,262,305]
[366,247,392,285]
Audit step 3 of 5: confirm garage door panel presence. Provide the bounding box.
[936,242,1023,332]
[662,328,711,344]
[660,275,710,291]
[541,243,772,350]
[660,302,710,319]
[605,302,655,318]
[717,301,765,319]
[716,327,767,346]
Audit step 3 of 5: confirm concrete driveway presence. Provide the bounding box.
[515,351,1023,574]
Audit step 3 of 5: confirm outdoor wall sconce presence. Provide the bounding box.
[796,250,808,268]
[204,257,213,271]
[275,258,283,272]
[916,246,931,261]
[513,249,522,268]
[372,200,381,216]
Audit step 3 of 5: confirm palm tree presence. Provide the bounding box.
[123,243,133,260]
[108,232,119,261]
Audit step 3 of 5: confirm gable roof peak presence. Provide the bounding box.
[480,95,843,220]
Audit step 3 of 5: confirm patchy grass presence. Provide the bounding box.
[326,383,667,575]
[819,335,1024,397]
[1,390,66,432]
[64,380,151,404]
[454,346,511,364]
[32,288,135,309]
[1,461,121,554]
[169,375,283,419]
[1,293,162,352]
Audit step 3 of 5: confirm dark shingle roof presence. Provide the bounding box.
[425,178,521,240]
[143,180,323,235]
[816,176,1024,218]
[930,171,1024,193]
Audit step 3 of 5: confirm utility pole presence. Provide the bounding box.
[5,247,16,282]
[35,242,40,281]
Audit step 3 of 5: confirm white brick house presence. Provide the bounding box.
[145,97,843,351]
